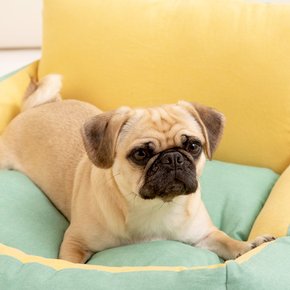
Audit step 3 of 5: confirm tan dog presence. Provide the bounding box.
[0,75,274,263]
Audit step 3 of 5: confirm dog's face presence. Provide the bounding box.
[82,101,224,202]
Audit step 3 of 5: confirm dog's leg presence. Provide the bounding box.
[0,139,10,169]
[0,138,23,171]
[196,230,275,260]
[59,227,93,263]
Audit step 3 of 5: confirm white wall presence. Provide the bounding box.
[0,0,42,48]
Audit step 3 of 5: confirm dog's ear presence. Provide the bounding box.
[82,108,131,168]
[179,101,225,159]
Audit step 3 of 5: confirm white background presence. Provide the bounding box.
[0,0,42,77]
[0,0,42,48]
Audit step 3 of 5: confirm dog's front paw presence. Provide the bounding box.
[234,235,275,259]
[250,234,276,250]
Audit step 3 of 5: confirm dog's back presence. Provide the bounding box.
[0,75,61,170]
[0,76,101,217]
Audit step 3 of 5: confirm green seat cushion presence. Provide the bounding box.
[201,161,279,241]
[88,240,221,267]
[0,170,68,258]
[0,160,278,266]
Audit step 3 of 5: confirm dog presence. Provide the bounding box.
[0,75,274,263]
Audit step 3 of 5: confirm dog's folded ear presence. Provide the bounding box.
[179,101,225,160]
[81,108,131,168]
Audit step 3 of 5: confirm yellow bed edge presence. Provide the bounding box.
[0,61,39,133]
[249,164,290,240]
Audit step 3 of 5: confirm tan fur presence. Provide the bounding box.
[82,109,131,168]
[22,74,62,112]
[0,75,274,263]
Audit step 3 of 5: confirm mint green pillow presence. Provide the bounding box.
[88,240,221,266]
[201,161,278,241]
[0,160,278,266]
[0,170,68,258]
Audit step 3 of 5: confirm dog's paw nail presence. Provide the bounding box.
[250,235,276,250]
[263,236,276,243]
[251,242,257,249]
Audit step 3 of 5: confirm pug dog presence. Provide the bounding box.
[0,75,274,264]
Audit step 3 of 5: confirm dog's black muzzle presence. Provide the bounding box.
[139,149,198,201]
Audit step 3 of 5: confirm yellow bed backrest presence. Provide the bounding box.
[2,0,290,173]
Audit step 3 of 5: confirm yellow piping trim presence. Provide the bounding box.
[0,241,275,273]
[234,241,275,264]
[0,243,224,273]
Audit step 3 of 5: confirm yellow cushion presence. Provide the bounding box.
[249,164,290,239]
[26,1,290,173]
[0,62,38,133]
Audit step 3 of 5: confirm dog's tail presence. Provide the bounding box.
[21,74,63,112]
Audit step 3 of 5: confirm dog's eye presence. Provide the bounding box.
[129,147,153,165]
[184,140,202,156]
[133,149,148,161]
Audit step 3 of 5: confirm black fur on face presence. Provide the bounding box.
[138,147,199,201]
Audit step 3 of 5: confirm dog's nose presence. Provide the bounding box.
[160,151,184,167]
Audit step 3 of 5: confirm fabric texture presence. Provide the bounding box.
[1,238,290,290]
[0,170,68,258]
[200,161,278,241]
[0,161,278,265]
[226,238,290,290]
[0,160,284,288]
[39,0,290,173]
[249,164,290,239]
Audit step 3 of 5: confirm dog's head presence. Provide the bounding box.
[81,101,224,202]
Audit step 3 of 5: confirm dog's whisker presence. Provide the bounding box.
[102,171,121,185]
[157,201,166,211]
[124,191,141,204]
[167,200,186,209]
